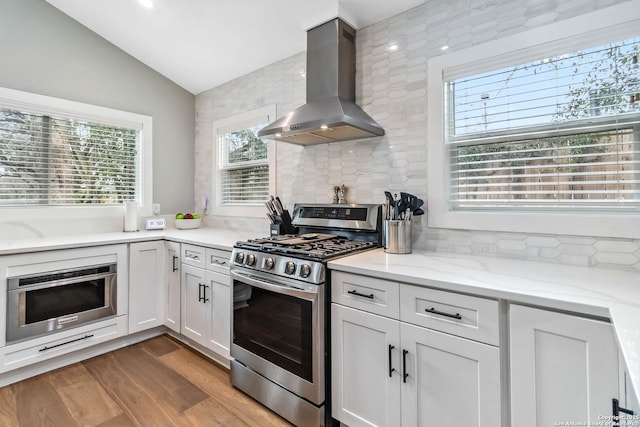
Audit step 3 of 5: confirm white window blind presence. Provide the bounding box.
[445,36,640,211]
[218,123,269,205]
[0,107,139,206]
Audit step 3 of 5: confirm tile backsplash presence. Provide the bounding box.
[195,0,639,271]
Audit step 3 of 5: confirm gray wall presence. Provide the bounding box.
[0,0,195,215]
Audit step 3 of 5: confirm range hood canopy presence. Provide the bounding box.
[257,18,385,145]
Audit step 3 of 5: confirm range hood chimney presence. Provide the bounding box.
[257,18,385,145]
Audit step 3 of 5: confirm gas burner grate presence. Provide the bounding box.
[235,235,376,260]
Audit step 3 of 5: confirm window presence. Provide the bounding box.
[447,37,640,211]
[213,106,276,217]
[0,87,152,219]
[427,4,640,238]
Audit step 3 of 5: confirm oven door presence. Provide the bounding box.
[231,267,324,405]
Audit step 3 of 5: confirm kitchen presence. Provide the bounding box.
[1,0,640,426]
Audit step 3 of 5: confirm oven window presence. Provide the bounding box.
[25,279,106,325]
[233,285,313,382]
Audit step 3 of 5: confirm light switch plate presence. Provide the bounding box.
[145,217,166,230]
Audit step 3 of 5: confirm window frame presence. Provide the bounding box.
[212,105,277,218]
[0,87,153,221]
[427,3,640,239]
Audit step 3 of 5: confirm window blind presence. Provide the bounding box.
[218,125,269,204]
[446,37,640,210]
[0,108,139,206]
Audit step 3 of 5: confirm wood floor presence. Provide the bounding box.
[0,335,293,426]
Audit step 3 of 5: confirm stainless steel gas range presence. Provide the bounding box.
[230,203,381,427]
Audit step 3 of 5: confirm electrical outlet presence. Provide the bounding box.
[152,203,161,215]
[145,217,166,230]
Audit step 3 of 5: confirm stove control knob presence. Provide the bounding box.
[246,254,256,266]
[284,261,296,275]
[264,257,275,270]
[234,252,245,264]
[300,264,311,278]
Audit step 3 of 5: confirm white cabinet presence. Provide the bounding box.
[180,245,231,364]
[128,241,166,333]
[332,304,401,427]
[207,270,230,359]
[510,304,620,427]
[181,264,210,347]
[331,272,501,427]
[165,241,181,333]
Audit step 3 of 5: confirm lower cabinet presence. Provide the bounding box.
[331,304,501,427]
[128,241,166,333]
[510,304,620,427]
[180,245,231,363]
[165,241,181,333]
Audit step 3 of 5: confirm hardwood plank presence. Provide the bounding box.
[96,413,136,427]
[47,362,123,426]
[181,397,251,427]
[113,343,208,413]
[140,334,182,357]
[13,376,76,426]
[83,352,183,427]
[159,347,293,427]
[0,384,19,427]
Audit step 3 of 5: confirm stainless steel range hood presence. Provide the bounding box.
[257,18,385,145]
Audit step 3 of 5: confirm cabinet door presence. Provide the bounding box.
[129,241,166,333]
[510,304,619,427]
[401,322,501,427]
[331,304,401,427]
[207,270,230,360]
[165,241,181,333]
[181,264,209,347]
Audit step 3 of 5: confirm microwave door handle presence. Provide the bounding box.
[7,272,117,292]
[230,270,317,300]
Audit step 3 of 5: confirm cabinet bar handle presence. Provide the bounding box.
[39,334,94,352]
[402,349,409,383]
[612,398,634,426]
[198,283,204,302]
[426,307,462,320]
[172,255,179,272]
[348,290,374,299]
[203,284,210,303]
[388,345,395,378]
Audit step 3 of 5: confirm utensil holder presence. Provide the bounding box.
[383,220,412,254]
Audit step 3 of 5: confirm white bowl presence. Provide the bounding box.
[175,218,201,229]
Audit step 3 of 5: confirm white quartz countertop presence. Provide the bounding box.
[328,249,640,405]
[0,227,254,255]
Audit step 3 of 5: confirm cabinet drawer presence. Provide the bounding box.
[400,285,499,346]
[182,244,206,268]
[331,271,399,318]
[206,248,231,274]
[0,316,126,373]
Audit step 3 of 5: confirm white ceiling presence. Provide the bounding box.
[45,0,425,95]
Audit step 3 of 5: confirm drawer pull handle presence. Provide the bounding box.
[612,398,634,426]
[402,349,409,383]
[187,254,200,261]
[212,259,227,266]
[426,307,462,320]
[348,290,374,299]
[39,334,94,352]
[388,345,395,377]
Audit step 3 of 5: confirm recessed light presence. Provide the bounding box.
[387,44,398,52]
[139,0,154,9]
[441,45,449,51]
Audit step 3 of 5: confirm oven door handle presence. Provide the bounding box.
[231,270,318,300]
